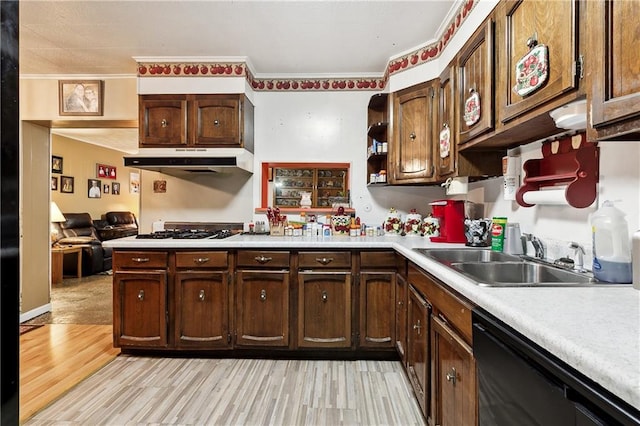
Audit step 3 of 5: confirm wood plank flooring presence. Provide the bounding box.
[24,357,425,425]
[20,324,120,423]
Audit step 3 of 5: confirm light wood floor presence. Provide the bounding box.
[20,324,120,423]
[24,355,424,425]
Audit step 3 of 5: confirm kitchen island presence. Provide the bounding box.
[104,233,640,415]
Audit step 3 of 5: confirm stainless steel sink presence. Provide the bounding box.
[415,248,522,264]
[414,248,628,287]
[450,261,599,287]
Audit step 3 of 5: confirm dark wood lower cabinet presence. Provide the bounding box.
[431,315,476,426]
[407,285,431,417]
[298,271,352,348]
[113,270,168,348]
[395,273,408,365]
[359,271,396,349]
[236,270,289,347]
[174,271,231,349]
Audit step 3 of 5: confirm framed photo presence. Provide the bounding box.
[153,180,167,193]
[112,182,120,195]
[103,184,110,194]
[88,179,102,198]
[51,176,58,191]
[130,172,140,193]
[60,176,74,193]
[52,156,63,174]
[97,163,116,179]
[59,80,103,116]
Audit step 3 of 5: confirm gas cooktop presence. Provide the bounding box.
[136,229,234,240]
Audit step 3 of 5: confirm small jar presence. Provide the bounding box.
[382,142,388,153]
[350,227,359,237]
[366,226,375,237]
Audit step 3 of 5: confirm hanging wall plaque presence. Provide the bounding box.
[464,89,481,126]
[513,35,549,97]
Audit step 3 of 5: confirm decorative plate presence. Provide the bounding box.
[464,89,481,126]
[513,43,548,97]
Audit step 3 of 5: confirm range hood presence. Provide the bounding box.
[123,148,254,175]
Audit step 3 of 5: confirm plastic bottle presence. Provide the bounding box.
[590,200,632,283]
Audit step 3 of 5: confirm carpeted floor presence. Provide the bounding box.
[24,273,113,325]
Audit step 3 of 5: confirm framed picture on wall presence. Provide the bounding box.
[52,155,63,174]
[112,182,120,195]
[103,184,110,194]
[59,80,103,116]
[96,163,117,179]
[60,176,74,193]
[88,179,101,198]
[51,176,58,191]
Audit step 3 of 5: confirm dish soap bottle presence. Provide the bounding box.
[590,200,632,283]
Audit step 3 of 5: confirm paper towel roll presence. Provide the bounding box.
[521,189,568,205]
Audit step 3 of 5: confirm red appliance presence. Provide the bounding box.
[429,200,466,243]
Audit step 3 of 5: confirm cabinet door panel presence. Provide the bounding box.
[392,84,436,183]
[499,0,579,124]
[458,20,494,144]
[395,274,408,364]
[175,271,230,348]
[407,285,430,417]
[298,272,351,348]
[359,272,395,348]
[589,0,640,134]
[114,271,167,348]
[236,271,289,347]
[192,96,240,146]
[139,99,187,146]
[432,315,476,426]
[436,65,457,179]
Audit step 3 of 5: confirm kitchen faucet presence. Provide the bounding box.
[569,242,587,272]
[522,233,545,259]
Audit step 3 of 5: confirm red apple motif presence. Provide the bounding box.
[138,65,147,75]
[378,81,385,89]
[200,65,208,74]
[224,65,232,74]
[332,81,338,89]
[411,55,419,65]
[283,81,290,89]
[322,81,330,89]
[267,81,274,89]
[292,81,299,89]
[258,81,265,89]
[314,81,321,89]
[252,81,259,89]
[276,81,283,89]
[348,81,355,89]
[356,81,363,89]
[173,65,181,74]
[235,65,243,75]
[338,81,346,89]
[163,65,171,74]
[401,58,409,68]
[191,66,199,75]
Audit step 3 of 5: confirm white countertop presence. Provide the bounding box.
[104,234,640,409]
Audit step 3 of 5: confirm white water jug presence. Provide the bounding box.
[590,200,632,283]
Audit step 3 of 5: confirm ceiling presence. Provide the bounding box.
[20,0,459,152]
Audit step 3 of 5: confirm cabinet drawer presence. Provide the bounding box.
[237,251,290,268]
[360,251,397,269]
[175,251,228,269]
[299,251,351,269]
[408,264,473,344]
[114,251,168,269]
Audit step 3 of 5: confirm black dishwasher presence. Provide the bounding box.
[473,308,640,426]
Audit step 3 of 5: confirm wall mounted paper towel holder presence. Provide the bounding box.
[516,133,599,208]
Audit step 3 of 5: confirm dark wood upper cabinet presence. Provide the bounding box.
[139,94,254,150]
[457,19,495,145]
[436,64,457,180]
[496,0,582,125]
[390,81,437,184]
[588,0,640,141]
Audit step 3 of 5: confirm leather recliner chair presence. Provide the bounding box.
[95,211,139,240]
[55,213,112,275]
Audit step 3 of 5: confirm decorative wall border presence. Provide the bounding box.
[135,0,477,92]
